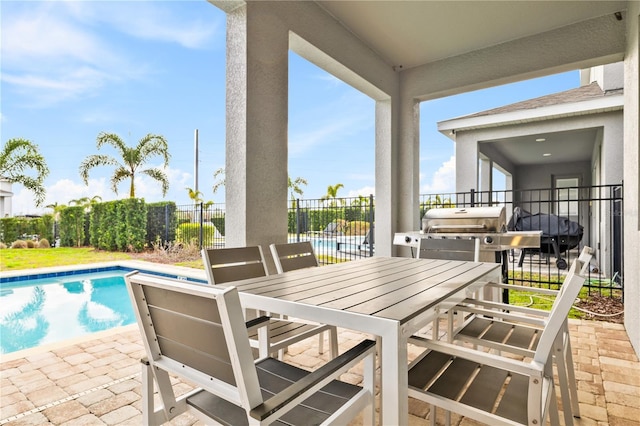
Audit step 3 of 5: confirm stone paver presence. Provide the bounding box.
[0,320,638,425]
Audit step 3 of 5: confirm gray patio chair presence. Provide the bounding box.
[407,246,592,426]
[414,237,481,340]
[202,246,337,359]
[441,246,593,425]
[416,237,480,262]
[269,241,339,358]
[125,272,376,426]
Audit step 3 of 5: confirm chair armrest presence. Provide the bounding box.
[250,339,376,421]
[486,282,560,296]
[245,315,270,333]
[410,335,544,378]
[460,298,550,322]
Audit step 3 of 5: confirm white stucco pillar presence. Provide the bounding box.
[395,88,421,257]
[455,133,479,194]
[225,4,289,258]
[479,156,492,205]
[623,2,640,356]
[375,99,396,257]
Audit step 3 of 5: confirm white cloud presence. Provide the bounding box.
[1,1,216,107]
[421,155,456,193]
[347,186,375,198]
[104,6,218,49]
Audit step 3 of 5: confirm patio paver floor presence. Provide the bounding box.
[1,320,638,425]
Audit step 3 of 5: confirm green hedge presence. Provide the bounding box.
[87,199,147,252]
[176,223,219,247]
[0,215,54,244]
[59,206,86,247]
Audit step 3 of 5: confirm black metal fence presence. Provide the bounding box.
[148,184,623,298]
[420,184,624,298]
[287,195,375,264]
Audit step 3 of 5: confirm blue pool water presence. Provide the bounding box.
[0,269,205,354]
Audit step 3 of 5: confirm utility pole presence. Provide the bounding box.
[194,129,199,193]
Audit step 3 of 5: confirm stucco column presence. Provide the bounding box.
[225,4,288,259]
[455,133,479,193]
[479,156,492,205]
[394,88,421,257]
[623,2,640,356]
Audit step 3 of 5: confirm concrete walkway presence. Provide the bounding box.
[1,320,638,425]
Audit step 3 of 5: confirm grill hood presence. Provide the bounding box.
[422,206,507,234]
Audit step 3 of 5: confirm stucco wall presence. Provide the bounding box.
[623,0,640,356]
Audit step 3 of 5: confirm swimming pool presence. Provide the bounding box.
[0,267,206,354]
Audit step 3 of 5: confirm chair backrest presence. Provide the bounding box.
[417,237,480,262]
[202,246,268,284]
[125,272,263,410]
[269,241,319,273]
[533,246,593,364]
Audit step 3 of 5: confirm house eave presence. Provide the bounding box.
[437,93,624,140]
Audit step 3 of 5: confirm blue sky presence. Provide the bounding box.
[1,1,580,215]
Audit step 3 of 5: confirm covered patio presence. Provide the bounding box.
[1,320,638,425]
[208,0,640,366]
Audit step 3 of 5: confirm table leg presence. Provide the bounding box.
[380,325,407,425]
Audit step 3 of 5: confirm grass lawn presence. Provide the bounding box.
[0,247,136,271]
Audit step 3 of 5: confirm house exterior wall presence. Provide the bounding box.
[623,0,640,356]
[0,180,12,217]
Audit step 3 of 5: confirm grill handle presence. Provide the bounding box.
[429,224,486,230]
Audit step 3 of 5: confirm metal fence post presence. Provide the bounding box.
[164,204,169,244]
[199,202,204,249]
[296,198,301,242]
[369,194,374,257]
[470,188,475,207]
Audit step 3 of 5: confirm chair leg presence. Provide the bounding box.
[564,336,581,418]
[329,327,339,359]
[141,360,154,426]
[554,342,575,426]
[318,332,325,354]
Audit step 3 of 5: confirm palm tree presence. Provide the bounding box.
[0,138,50,206]
[186,187,204,203]
[79,132,170,198]
[321,183,344,207]
[288,176,308,208]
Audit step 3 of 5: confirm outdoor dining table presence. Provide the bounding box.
[218,256,502,425]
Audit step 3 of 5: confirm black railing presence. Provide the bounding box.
[287,195,375,264]
[421,184,624,298]
[147,184,622,298]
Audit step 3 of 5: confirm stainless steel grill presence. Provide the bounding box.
[394,206,541,261]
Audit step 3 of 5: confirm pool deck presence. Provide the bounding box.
[1,319,639,425]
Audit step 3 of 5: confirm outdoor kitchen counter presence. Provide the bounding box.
[215,256,502,425]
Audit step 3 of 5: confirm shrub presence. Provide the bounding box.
[176,223,219,247]
[0,242,7,249]
[38,238,50,248]
[26,240,36,248]
[11,240,28,249]
[347,221,370,236]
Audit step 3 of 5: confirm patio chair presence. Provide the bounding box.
[407,246,592,426]
[414,237,481,339]
[269,241,339,358]
[416,237,480,262]
[202,246,337,359]
[441,246,593,425]
[125,272,376,426]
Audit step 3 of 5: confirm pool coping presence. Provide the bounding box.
[0,260,207,283]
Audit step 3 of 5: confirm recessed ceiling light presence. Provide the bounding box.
[543,153,552,157]
[536,138,546,142]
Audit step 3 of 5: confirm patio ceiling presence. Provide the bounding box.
[317,1,627,70]
[480,128,598,166]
